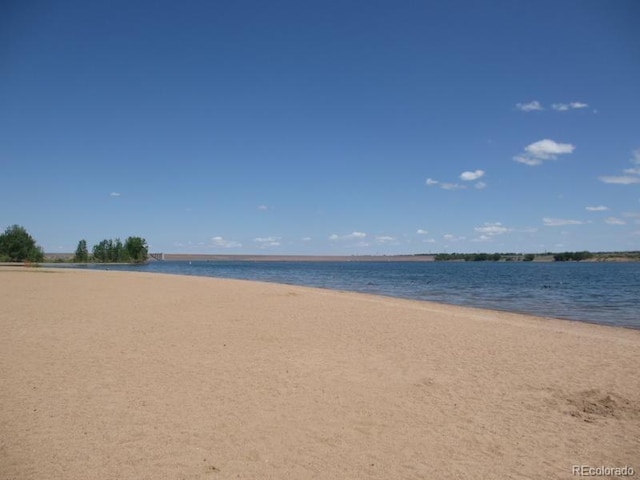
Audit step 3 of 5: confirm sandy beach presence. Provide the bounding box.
[1,267,638,479]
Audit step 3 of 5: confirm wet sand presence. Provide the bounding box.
[1,267,638,479]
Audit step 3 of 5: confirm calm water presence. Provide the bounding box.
[84,261,640,329]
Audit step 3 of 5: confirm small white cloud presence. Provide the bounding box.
[109,192,121,197]
[416,229,429,235]
[212,236,242,248]
[302,236,312,241]
[514,139,575,166]
[472,235,491,242]
[441,182,466,190]
[598,176,640,185]
[474,222,510,236]
[475,181,487,190]
[443,234,465,242]
[542,217,583,227]
[375,235,396,244]
[329,231,367,241]
[516,101,543,112]
[460,169,485,181]
[254,236,280,243]
[425,178,439,186]
[552,102,588,111]
[585,205,609,212]
[599,149,640,184]
[570,102,588,109]
[605,217,626,225]
[257,204,269,211]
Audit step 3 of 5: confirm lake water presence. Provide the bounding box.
[83,261,640,329]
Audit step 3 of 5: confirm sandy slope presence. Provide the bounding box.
[1,267,638,479]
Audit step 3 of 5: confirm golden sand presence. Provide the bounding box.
[1,267,638,479]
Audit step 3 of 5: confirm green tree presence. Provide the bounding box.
[92,239,111,262]
[0,225,44,262]
[124,236,148,263]
[74,239,89,263]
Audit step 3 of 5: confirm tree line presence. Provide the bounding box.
[75,236,148,263]
[0,224,147,264]
[433,252,536,262]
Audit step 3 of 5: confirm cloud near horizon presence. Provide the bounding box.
[542,217,583,227]
[211,236,242,248]
[514,139,575,166]
[329,231,367,241]
[585,205,609,211]
[109,192,121,197]
[254,236,281,246]
[474,222,510,236]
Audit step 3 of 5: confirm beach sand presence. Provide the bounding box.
[1,267,638,479]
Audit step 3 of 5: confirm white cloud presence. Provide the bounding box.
[514,139,575,166]
[302,236,312,241]
[585,205,609,211]
[329,231,367,241]
[109,192,121,197]
[516,101,543,112]
[552,102,588,111]
[416,229,429,235]
[474,222,510,236]
[257,204,269,211]
[599,149,640,184]
[211,236,242,248]
[443,234,465,242]
[460,169,485,181]
[472,235,491,242]
[598,176,640,185]
[375,236,396,244]
[542,217,584,227]
[254,236,280,243]
[605,217,626,225]
[428,174,484,190]
[441,182,466,190]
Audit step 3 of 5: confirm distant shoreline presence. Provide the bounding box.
[40,251,640,263]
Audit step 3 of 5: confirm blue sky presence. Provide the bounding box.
[2,0,639,255]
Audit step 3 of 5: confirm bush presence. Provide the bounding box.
[0,225,44,262]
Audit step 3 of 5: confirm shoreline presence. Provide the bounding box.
[2,267,639,479]
[38,261,640,331]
